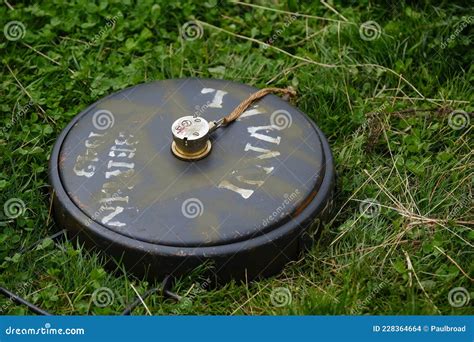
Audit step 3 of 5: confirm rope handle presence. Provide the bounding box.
[218,86,296,127]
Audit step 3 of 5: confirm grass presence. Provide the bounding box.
[0,0,472,315]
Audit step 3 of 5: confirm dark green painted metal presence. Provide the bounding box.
[49,78,335,281]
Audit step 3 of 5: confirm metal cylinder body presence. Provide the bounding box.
[49,78,336,282]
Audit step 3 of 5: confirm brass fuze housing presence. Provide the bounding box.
[171,115,212,161]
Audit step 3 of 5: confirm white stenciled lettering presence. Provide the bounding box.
[247,125,281,144]
[73,157,97,178]
[201,88,228,108]
[108,146,136,158]
[256,165,274,174]
[244,143,280,159]
[218,180,254,199]
[104,169,134,179]
[107,161,135,169]
[115,133,137,146]
[218,108,281,199]
[73,132,105,178]
[236,176,265,186]
[96,133,139,227]
[238,106,264,120]
[99,196,129,203]
[101,206,126,227]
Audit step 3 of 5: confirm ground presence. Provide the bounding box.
[0,0,472,315]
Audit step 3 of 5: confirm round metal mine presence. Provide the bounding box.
[49,78,336,281]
